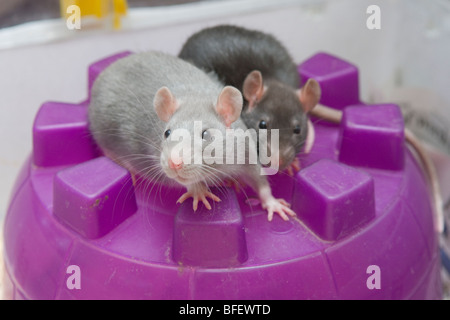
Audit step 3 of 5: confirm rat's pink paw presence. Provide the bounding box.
[286,157,301,176]
[223,178,242,193]
[177,189,221,211]
[262,197,296,221]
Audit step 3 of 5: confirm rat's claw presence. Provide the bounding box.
[267,209,274,222]
[193,197,200,211]
[177,192,192,205]
[262,198,296,221]
[177,189,221,211]
[200,196,211,210]
[278,198,291,207]
[206,191,221,203]
[197,191,221,210]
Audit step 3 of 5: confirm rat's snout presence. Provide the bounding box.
[169,156,184,170]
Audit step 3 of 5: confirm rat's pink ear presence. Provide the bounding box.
[297,79,321,113]
[154,86,179,122]
[216,86,243,128]
[243,70,266,111]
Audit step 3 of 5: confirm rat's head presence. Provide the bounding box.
[154,85,243,186]
[241,70,321,171]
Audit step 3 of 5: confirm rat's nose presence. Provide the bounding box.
[169,157,183,170]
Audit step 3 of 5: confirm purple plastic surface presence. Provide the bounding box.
[33,101,100,167]
[173,188,248,268]
[338,104,405,170]
[293,159,375,241]
[53,157,137,239]
[2,52,442,300]
[298,52,360,110]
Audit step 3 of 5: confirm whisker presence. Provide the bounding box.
[90,127,164,154]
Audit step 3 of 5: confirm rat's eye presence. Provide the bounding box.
[202,129,211,141]
[164,129,171,139]
[293,125,301,134]
[259,120,267,129]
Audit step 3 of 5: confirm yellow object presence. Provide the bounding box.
[60,0,128,29]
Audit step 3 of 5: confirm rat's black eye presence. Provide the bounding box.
[293,125,301,134]
[202,129,211,141]
[164,129,171,139]
[259,120,267,129]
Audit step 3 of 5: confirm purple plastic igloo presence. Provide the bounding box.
[2,52,442,300]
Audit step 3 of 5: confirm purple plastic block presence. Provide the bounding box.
[173,188,247,268]
[53,157,137,239]
[338,104,405,170]
[2,51,442,300]
[293,159,375,241]
[33,101,99,167]
[298,52,360,110]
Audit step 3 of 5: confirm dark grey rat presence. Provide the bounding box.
[88,51,295,221]
[179,25,321,173]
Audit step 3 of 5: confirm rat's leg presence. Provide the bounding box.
[177,182,221,211]
[241,165,296,221]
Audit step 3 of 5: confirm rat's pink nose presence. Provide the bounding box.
[169,157,183,170]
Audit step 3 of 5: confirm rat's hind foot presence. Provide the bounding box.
[262,197,296,221]
[177,186,221,211]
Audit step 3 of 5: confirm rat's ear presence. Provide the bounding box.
[296,79,321,113]
[216,86,243,128]
[154,86,179,122]
[243,70,266,111]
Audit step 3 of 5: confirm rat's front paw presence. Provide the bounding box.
[262,197,296,221]
[177,186,221,211]
[223,178,242,193]
[286,157,301,176]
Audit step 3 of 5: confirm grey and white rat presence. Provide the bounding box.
[179,25,321,173]
[88,51,295,221]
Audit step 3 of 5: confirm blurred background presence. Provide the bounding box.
[0,0,449,298]
[0,0,208,28]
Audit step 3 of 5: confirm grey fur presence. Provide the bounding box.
[88,51,268,190]
[179,25,308,170]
